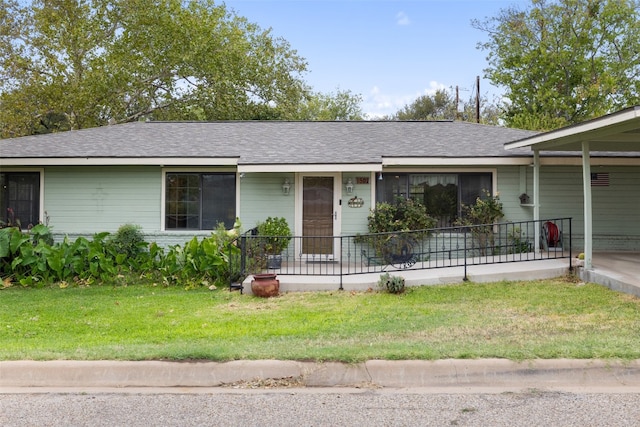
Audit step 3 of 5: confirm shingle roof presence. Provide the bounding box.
[1,120,541,165]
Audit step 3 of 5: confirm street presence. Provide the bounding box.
[2,388,640,426]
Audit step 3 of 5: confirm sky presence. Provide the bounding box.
[222,0,522,118]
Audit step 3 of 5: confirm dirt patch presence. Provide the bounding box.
[220,376,305,389]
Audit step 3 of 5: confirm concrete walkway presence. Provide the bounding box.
[578,252,640,297]
[241,252,640,298]
[2,359,640,392]
[249,258,573,294]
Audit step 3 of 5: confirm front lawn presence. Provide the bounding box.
[1,278,639,362]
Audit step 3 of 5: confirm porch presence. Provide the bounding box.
[231,217,578,293]
[237,252,639,298]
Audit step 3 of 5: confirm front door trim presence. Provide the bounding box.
[294,172,341,260]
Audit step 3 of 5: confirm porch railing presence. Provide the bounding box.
[229,218,572,290]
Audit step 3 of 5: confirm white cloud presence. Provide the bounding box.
[396,11,410,26]
[424,80,447,95]
[362,81,451,119]
[363,85,414,119]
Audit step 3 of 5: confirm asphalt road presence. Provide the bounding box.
[2,388,640,427]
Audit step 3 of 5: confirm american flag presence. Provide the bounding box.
[590,173,609,187]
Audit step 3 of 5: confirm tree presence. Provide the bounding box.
[393,89,455,121]
[294,89,363,121]
[473,0,640,131]
[0,0,360,138]
[386,88,501,125]
[457,94,502,126]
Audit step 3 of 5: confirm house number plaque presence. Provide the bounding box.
[348,196,364,208]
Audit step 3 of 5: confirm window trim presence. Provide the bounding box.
[161,167,237,231]
[376,168,498,226]
[0,168,44,229]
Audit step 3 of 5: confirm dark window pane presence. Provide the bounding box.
[165,172,236,230]
[459,174,492,207]
[0,172,40,228]
[376,174,408,203]
[416,174,458,228]
[165,173,201,230]
[202,174,236,229]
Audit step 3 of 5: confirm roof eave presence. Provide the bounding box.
[0,157,239,167]
[504,106,640,151]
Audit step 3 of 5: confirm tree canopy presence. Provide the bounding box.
[473,0,640,131]
[0,0,362,138]
[386,88,500,125]
[296,89,363,121]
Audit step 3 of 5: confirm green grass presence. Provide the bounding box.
[1,278,639,362]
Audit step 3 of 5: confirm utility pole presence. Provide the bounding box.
[476,76,480,124]
[455,86,460,120]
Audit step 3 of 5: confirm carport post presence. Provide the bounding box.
[533,150,540,253]
[582,141,593,269]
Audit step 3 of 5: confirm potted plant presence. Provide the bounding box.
[257,216,292,269]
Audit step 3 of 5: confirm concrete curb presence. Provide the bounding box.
[2,359,640,389]
[579,267,640,298]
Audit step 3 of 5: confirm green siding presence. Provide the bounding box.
[239,173,295,231]
[501,165,640,251]
[497,165,532,223]
[44,166,161,234]
[340,173,372,235]
[17,164,639,252]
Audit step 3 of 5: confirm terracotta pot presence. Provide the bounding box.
[251,273,280,297]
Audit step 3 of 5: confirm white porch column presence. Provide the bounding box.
[533,150,540,252]
[582,141,593,269]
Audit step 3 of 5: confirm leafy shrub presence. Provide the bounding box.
[110,224,146,258]
[0,225,57,283]
[456,190,504,227]
[256,216,292,254]
[365,198,436,234]
[378,272,406,294]
[30,223,54,246]
[357,198,436,263]
[0,220,243,289]
[1,229,123,286]
[158,220,242,288]
[455,191,504,255]
[507,226,531,254]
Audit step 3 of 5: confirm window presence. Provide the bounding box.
[165,172,236,230]
[0,172,40,228]
[376,173,492,227]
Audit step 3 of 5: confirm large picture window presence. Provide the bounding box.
[165,172,236,230]
[376,172,492,227]
[0,172,40,228]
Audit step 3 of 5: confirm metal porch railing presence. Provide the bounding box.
[229,218,572,291]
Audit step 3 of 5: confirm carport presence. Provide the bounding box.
[505,106,640,270]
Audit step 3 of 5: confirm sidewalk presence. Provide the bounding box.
[2,359,640,392]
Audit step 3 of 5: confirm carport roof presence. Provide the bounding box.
[505,106,640,152]
[504,105,640,272]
